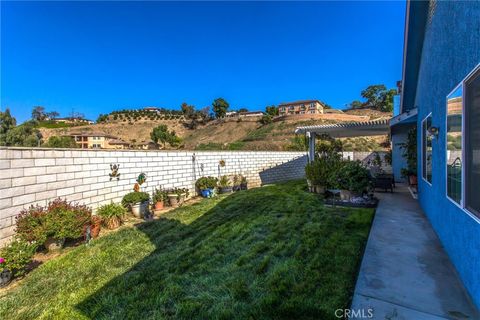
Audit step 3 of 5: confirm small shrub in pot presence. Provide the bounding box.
[121,192,150,218]
[195,176,218,198]
[218,175,233,194]
[96,203,126,230]
[240,175,248,190]
[15,198,92,251]
[152,188,167,210]
[166,188,190,207]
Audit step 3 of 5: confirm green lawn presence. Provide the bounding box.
[0,180,374,320]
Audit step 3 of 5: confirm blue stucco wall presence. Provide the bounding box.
[414,1,480,308]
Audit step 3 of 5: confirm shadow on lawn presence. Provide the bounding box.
[75,181,369,320]
[75,189,296,319]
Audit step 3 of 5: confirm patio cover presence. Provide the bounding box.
[294,119,390,162]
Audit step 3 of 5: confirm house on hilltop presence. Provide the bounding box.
[278,100,324,116]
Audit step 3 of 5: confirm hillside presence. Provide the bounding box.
[40,109,391,151]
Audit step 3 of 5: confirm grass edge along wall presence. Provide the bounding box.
[0,147,307,246]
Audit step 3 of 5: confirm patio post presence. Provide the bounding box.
[307,131,316,162]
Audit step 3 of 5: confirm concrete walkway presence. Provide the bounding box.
[351,184,480,320]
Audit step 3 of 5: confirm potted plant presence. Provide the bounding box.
[305,157,331,194]
[232,175,241,192]
[0,257,11,287]
[90,215,102,238]
[336,160,371,200]
[240,175,248,190]
[121,191,150,218]
[195,176,218,198]
[96,203,126,230]
[0,238,37,286]
[152,188,167,210]
[399,127,418,185]
[42,200,91,251]
[165,188,189,207]
[15,199,92,251]
[218,175,233,194]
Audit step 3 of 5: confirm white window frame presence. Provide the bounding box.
[445,82,464,209]
[444,63,480,224]
[421,112,433,186]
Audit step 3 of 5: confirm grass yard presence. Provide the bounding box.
[0,180,374,320]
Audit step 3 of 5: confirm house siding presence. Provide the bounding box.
[414,1,480,307]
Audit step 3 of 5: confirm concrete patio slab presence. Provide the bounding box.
[351,184,479,320]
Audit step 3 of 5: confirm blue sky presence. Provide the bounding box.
[1,1,406,123]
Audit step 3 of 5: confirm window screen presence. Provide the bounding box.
[422,115,433,183]
[446,86,463,204]
[465,67,480,217]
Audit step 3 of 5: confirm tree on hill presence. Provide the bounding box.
[265,105,278,116]
[319,101,332,109]
[150,124,181,148]
[349,84,397,112]
[0,108,16,145]
[46,111,60,120]
[212,98,229,118]
[3,120,42,147]
[42,136,78,148]
[97,114,108,123]
[32,106,47,121]
[181,102,195,119]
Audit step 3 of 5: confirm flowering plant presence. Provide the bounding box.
[0,257,5,266]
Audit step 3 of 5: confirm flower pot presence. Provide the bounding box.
[131,201,148,218]
[339,190,352,201]
[0,269,12,288]
[45,237,65,251]
[200,189,214,198]
[232,185,241,192]
[91,224,101,238]
[240,183,248,190]
[154,201,164,210]
[409,175,418,186]
[178,193,186,205]
[106,217,121,230]
[219,187,233,194]
[314,185,325,194]
[168,194,180,207]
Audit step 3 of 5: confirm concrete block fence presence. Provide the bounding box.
[0,147,307,245]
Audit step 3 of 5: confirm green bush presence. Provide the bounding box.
[0,238,37,277]
[195,176,218,190]
[121,192,150,207]
[152,188,168,203]
[218,175,231,188]
[336,161,371,194]
[15,199,92,243]
[96,203,126,220]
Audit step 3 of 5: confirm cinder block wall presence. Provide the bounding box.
[0,147,307,245]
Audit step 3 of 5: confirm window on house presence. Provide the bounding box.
[446,85,463,204]
[465,66,480,217]
[422,114,433,184]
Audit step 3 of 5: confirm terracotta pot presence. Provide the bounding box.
[154,201,164,210]
[106,217,121,230]
[409,175,418,186]
[0,269,12,288]
[91,224,101,238]
[44,237,65,251]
